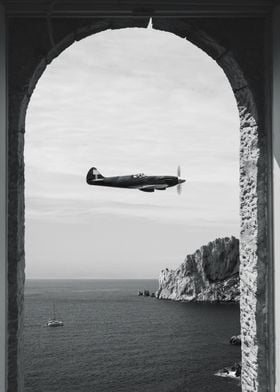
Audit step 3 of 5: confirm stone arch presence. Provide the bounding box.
[8,17,269,392]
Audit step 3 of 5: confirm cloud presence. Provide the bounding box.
[25,28,240,277]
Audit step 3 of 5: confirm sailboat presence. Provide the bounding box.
[46,303,64,327]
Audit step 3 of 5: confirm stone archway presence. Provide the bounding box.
[7,17,270,392]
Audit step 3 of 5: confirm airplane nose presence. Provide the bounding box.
[178,178,186,184]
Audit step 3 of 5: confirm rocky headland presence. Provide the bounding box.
[215,362,241,379]
[156,236,240,302]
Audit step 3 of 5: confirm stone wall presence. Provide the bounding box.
[7,16,270,392]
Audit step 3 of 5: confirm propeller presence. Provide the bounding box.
[177,165,181,178]
[177,166,182,195]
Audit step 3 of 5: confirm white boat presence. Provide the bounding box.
[46,303,64,327]
[46,319,64,327]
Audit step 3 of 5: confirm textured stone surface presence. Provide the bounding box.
[6,15,270,392]
[156,237,240,302]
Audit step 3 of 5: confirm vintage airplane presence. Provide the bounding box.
[86,166,186,194]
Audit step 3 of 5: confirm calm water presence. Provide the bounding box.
[24,279,241,392]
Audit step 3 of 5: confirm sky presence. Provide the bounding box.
[25,26,240,279]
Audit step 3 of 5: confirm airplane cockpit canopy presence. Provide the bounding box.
[132,173,146,178]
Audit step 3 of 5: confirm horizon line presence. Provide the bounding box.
[25,277,159,280]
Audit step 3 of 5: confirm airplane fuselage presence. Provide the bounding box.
[88,175,178,189]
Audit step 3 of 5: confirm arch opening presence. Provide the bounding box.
[24,26,241,391]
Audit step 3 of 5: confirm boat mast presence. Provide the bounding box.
[53,303,56,319]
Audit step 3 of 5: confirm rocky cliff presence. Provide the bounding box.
[156,237,240,302]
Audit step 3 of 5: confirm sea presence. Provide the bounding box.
[24,279,241,392]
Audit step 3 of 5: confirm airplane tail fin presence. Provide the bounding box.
[86,167,104,183]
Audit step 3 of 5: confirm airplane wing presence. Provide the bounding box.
[138,184,168,192]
